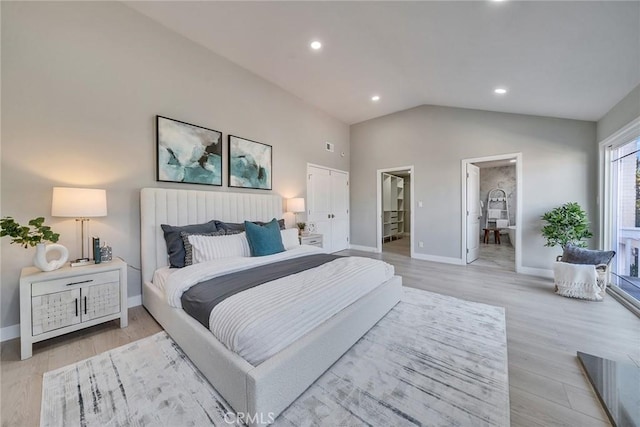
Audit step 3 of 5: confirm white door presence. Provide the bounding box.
[308,166,332,251]
[307,165,350,253]
[466,163,480,263]
[330,171,349,252]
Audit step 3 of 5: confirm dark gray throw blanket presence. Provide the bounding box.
[181,254,343,328]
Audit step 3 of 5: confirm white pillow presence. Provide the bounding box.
[188,232,250,263]
[281,228,300,250]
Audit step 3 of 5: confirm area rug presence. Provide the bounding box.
[41,288,510,426]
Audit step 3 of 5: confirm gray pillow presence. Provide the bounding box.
[561,244,615,266]
[180,231,227,266]
[214,219,285,232]
[161,220,218,268]
[256,219,286,230]
[213,220,245,233]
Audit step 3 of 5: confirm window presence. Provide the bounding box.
[602,118,640,311]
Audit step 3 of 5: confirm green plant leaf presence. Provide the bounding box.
[541,202,592,249]
[0,216,61,247]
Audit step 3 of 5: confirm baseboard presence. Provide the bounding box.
[518,266,554,279]
[128,295,142,308]
[349,244,380,253]
[0,324,20,343]
[0,295,144,343]
[411,253,464,265]
[607,289,640,319]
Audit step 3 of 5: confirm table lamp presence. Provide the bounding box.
[51,187,107,265]
[287,197,306,234]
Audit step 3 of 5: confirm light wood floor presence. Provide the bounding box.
[3,250,639,426]
[1,307,163,427]
[342,248,640,427]
[474,240,516,272]
[384,235,518,273]
[382,234,410,257]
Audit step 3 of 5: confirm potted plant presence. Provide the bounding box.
[541,202,593,249]
[1,216,68,271]
[296,222,306,236]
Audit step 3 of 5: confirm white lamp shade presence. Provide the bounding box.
[51,187,107,218]
[287,197,305,213]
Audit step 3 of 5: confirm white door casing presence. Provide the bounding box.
[466,163,480,263]
[330,170,349,252]
[460,153,522,273]
[308,166,331,252]
[376,166,415,256]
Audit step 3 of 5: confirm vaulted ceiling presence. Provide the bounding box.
[127,1,640,124]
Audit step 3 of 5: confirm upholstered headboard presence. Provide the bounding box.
[140,188,283,284]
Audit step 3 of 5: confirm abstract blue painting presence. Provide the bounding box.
[228,135,272,190]
[156,116,222,186]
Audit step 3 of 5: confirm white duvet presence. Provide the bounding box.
[165,246,323,308]
[163,246,395,365]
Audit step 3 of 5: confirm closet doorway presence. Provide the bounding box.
[376,166,414,257]
[461,154,522,273]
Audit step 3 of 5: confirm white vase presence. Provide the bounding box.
[33,243,69,272]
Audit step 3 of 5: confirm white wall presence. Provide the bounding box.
[0,2,349,330]
[350,105,597,269]
[597,84,640,142]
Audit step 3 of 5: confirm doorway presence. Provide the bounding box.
[461,154,522,273]
[376,166,415,257]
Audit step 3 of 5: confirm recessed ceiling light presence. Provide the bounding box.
[494,88,507,95]
[371,95,380,102]
[509,159,517,163]
[310,41,322,50]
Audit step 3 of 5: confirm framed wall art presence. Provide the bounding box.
[228,135,272,190]
[156,115,223,186]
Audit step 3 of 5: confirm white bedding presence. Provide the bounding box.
[211,255,394,365]
[163,246,395,365]
[164,245,323,308]
[153,240,304,293]
[152,266,175,292]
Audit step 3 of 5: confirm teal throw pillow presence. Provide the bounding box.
[244,218,285,257]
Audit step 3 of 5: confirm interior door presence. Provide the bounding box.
[307,166,332,251]
[466,163,480,263]
[330,170,349,252]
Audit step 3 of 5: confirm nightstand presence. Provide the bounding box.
[20,258,128,360]
[300,233,323,248]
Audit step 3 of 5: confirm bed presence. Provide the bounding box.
[140,187,402,426]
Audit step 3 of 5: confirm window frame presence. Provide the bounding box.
[599,117,640,314]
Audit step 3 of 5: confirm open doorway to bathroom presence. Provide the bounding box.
[461,154,522,273]
[376,166,414,257]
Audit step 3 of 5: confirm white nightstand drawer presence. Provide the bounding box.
[31,270,119,296]
[300,233,324,248]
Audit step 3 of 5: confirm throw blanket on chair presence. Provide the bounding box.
[554,261,603,301]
